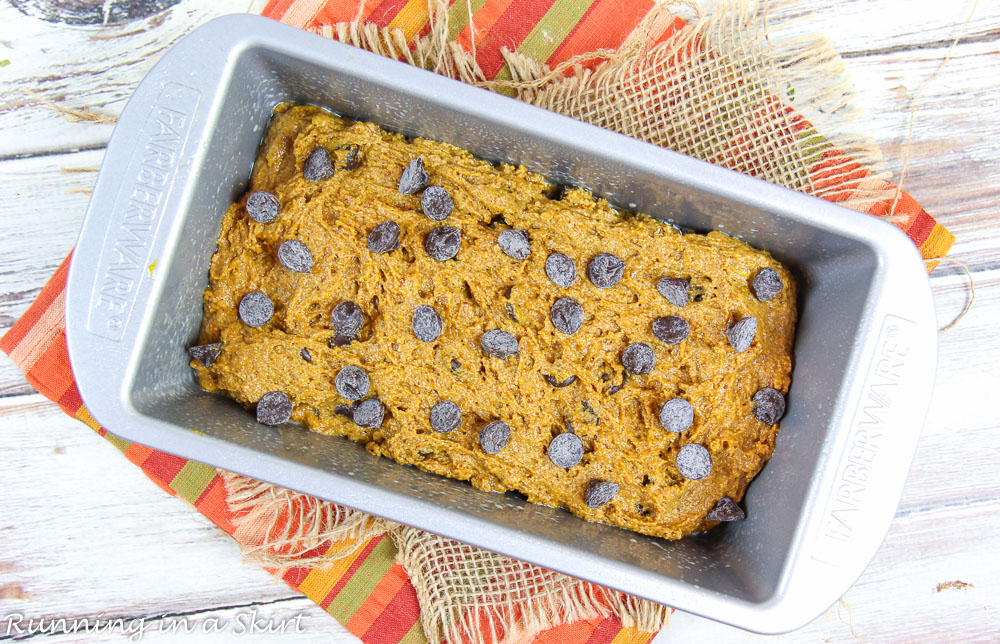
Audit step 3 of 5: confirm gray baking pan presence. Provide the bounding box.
[64,14,936,633]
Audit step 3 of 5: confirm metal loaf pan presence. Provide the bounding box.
[65,14,937,633]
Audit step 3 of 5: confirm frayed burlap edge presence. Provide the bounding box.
[221,471,392,572]
[394,527,670,644]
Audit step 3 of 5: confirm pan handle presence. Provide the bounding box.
[756,234,938,634]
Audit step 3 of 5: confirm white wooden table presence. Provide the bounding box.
[1,1,997,641]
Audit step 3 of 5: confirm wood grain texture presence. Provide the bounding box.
[0,0,998,641]
[0,395,353,642]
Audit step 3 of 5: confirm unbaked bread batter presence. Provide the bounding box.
[190,104,796,540]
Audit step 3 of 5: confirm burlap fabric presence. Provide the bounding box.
[224,2,910,642]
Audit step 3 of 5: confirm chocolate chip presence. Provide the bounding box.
[335,365,370,401]
[300,348,312,362]
[188,342,222,368]
[752,387,786,424]
[256,391,292,426]
[498,229,530,260]
[412,305,443,343]
[547,432,583,468]
[585,480,620,508]
[587,253,625,288]
[706,496,745,522]
[505,303,518,323]
[605,371,628,395]
[451,359,461,371]
[652,315,689,344]
[430,401,461,433]
[421,186,453,221]
[660,397,694,432]
[544,374,577,388]
[752,268,784,302]
[331,301,364,338]
[341,144,362,170]
[481,329,518,358]
[727,317,757,352]
[277,240,313,273]
[329,335,353,348]
[676,443,712,480]
[622,343,655,375]
[369,221,400,254]
[425,226,461,261]
[657,277,690,307]
[335,404,354,419]
[545,252,576,288]
[353,398,384,428]
[398,157,429,195]
[238,291,273,327]
[479,421,510,454]
[550,297,584,334]
[246,191,280,223]
[304,147,335,181]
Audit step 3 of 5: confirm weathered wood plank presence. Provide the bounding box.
[0,394,356,643]
[0,0,256,159]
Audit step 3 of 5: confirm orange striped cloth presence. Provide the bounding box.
[2,1,952,643]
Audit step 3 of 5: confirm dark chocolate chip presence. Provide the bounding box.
[706,496,745,522]
[425,226,461,261]
[550,297,584,335]
[587,253,625,288]
[353,398,384,428]
[727,317,757,352]
[341,144,362,170]
[657,277,690,307]
[585,480,620,508]
[238,291,273,327]
[368,220,401,254]
[547,432,583,468]
[300,347,312,362]
[398,157,429,195]
[544,374,577,388]
[187,342,222,368]
[329,334,353,348]
[752,268,784,302]
[246,191,280,223]
[652,315,689,344]
[481,330,519,358]
[676,443,712,480]
[331,301,365,338]
[659,397,694,432]
[479,421,510,454]
[752,387,786,424]
[303,147,335,182]
[335,403,355,419]
[412,305,443,343]
[430,401,461,433]
[256,391,292,426]
[450,359,461,371]
[622,343,655,375]
[545,252,577,288]
[277,240,313,273]
[421,186,453,221]
[335,365,370,401]
[498,229,530,260]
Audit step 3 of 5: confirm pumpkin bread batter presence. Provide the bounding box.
[190,104,796,540]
